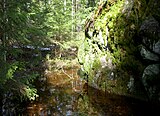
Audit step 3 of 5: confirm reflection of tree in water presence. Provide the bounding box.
[23,63,85,115]
[46,86,77,116]
[23,73,160,115]
[78,83,160,116]
[22,58,160,116]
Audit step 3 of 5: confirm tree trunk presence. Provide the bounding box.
[72,0,75,34]
[1,0,7,62]
[64,0,66,11]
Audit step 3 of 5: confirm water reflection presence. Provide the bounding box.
[23,65,87,116]
[22,65,160,116]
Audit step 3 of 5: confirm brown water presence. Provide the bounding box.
[22,65,86,115]
[22,64,160,116]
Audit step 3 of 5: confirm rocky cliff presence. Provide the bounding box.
[78,0,160,103]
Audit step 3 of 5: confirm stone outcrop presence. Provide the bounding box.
[142,64,160,102]
[139,16,160,102]
[78,0,160,103]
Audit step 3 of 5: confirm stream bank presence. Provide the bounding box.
[21,47,160,115]
[78,0,160,105]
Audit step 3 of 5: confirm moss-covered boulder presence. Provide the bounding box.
[78,0,160,102]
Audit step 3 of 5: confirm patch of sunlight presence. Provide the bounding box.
[62,31,85,49]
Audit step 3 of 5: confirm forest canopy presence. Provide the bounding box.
[0,0,99,102]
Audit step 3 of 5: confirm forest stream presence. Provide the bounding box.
[1,0,160,115]
[21,56,160,116]
[0,44,157,116]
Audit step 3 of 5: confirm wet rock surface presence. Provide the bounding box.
[139,16,160,103]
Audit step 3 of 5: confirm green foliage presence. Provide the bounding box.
[22,86,38,101]
[78,0,150,91]
[93,0,145,74]
[0,0,52,101]
[44,0,72,39]
[0,60,39,101]
[6,62,18,80]
[0,0,48,46]
[78,35,106,81]
[0,0,100,103]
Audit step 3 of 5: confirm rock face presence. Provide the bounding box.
[140,17,160,62]
[139,16,160,102]
[78,0,160,102]
[142,64,160,102]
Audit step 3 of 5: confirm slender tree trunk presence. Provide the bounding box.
[72,0,75,35]
[75,0,81,32]
[2,0,7,62]
[64,0,66,11]
[72,0,80,33]
[0,0,8,81]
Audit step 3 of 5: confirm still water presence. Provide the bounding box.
[22,64,159,116]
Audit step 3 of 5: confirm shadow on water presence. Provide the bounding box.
[83,83,160,116]
[21,62,160,116]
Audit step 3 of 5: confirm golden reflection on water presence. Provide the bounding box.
[23,64,87,115]
[22,63,158,116]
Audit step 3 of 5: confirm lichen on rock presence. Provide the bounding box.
[78,0,160,102]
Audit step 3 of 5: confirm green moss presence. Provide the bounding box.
[78,0,151,91]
